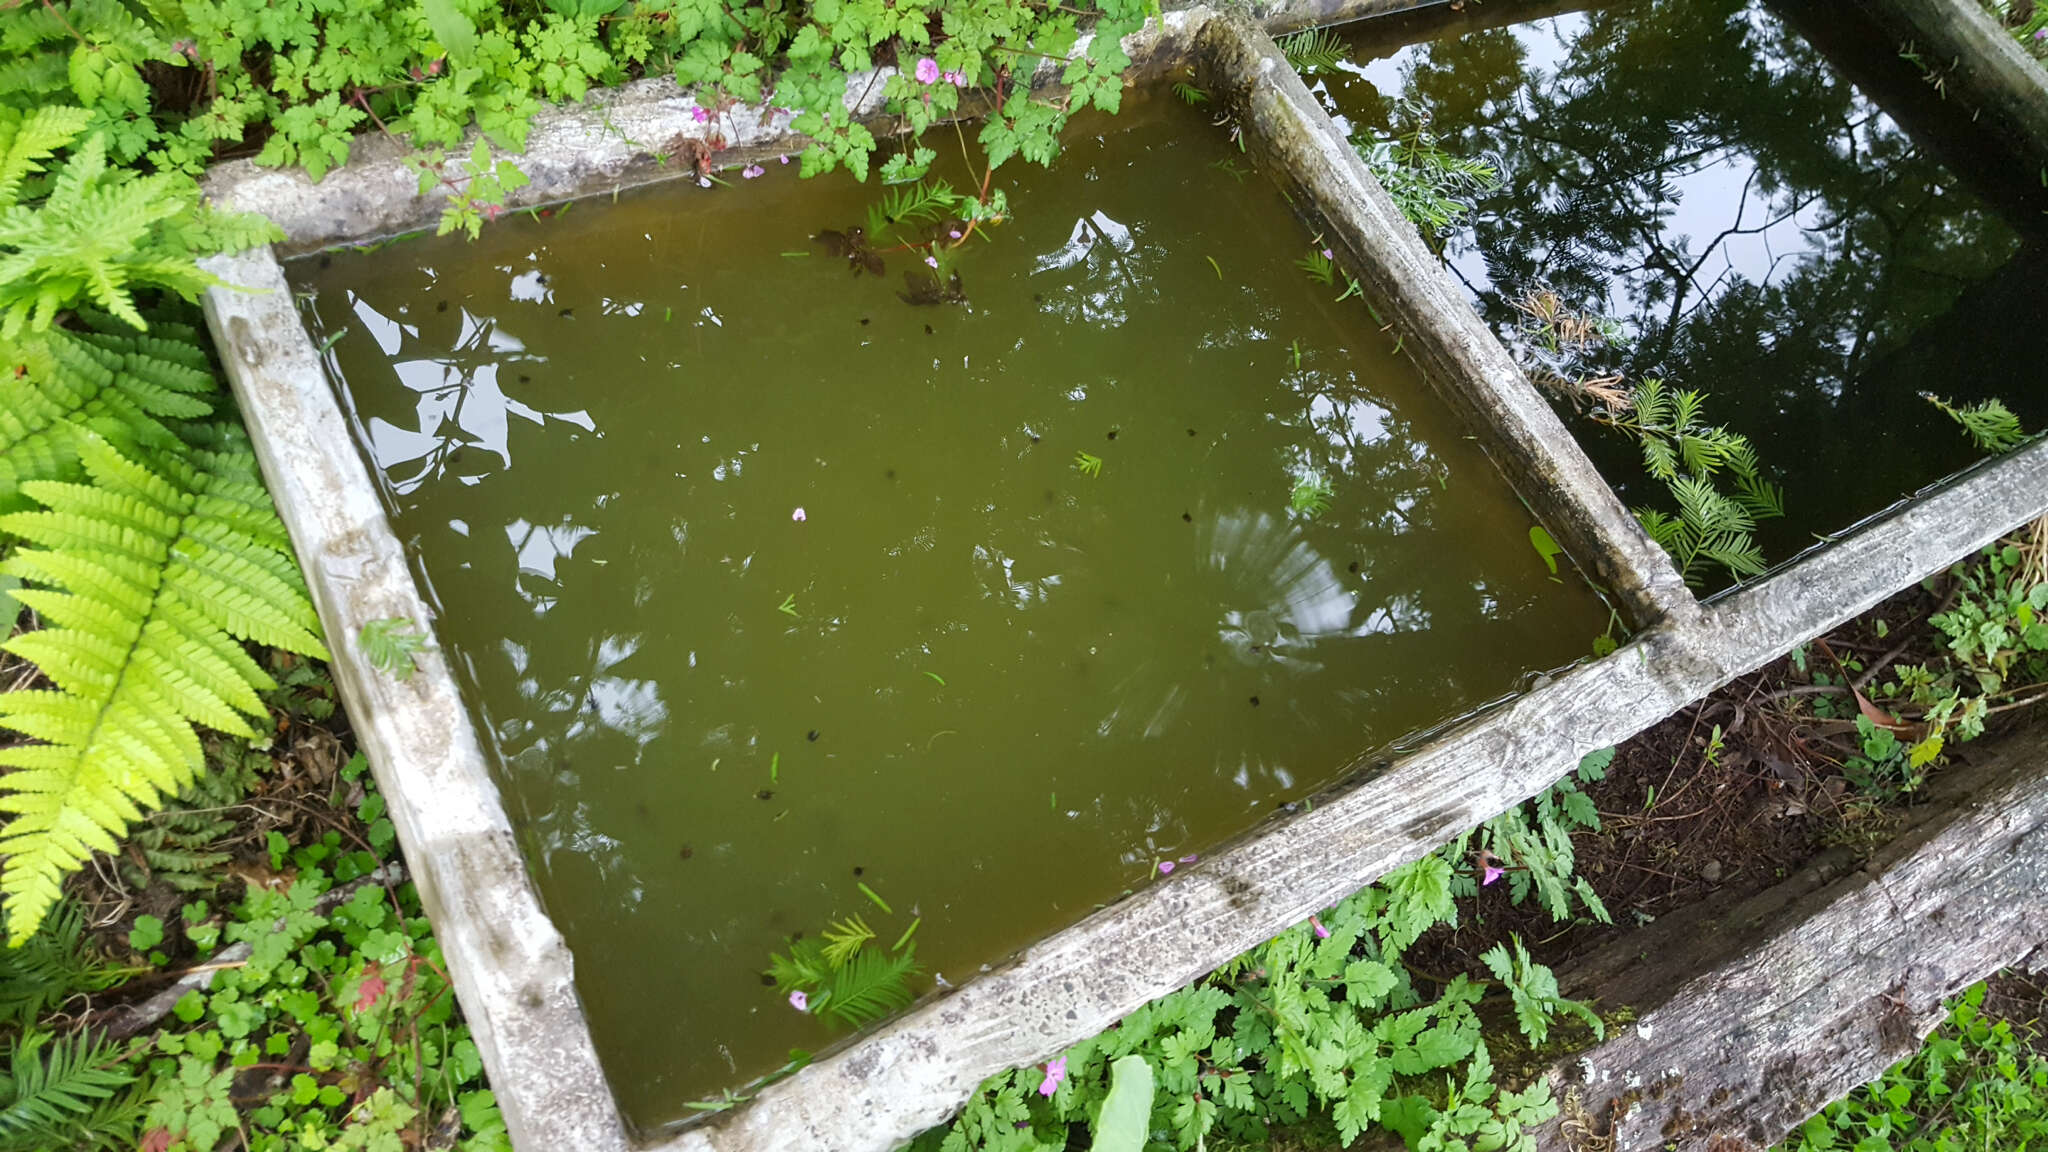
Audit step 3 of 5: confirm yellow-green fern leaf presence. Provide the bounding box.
[0,320,219,510]
[0,432,325,940]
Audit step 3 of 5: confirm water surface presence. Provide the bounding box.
[1318,0,2048,562]
[294,95,1608,1127]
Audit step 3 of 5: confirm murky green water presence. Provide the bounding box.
[1317,0,2048,563]
[293,94,1607,1127]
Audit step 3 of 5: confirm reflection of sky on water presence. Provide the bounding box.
[345,294,593,494]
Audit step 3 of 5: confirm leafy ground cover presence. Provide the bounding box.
[0,642,512,1151]
[1775,973,2048,1152]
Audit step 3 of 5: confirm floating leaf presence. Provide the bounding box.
[1528,526,1563,574]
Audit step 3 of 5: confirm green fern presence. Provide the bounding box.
[0,1030,145,1152]
[0,431,327,941]
[819,914,877,968]
[116,740,261,893]
[0,316,219,512]
[1600,379,1782,586]
[815,944,919,1028]
[1279,28,1347,73]
[1928,395,2030,454]
[0,108,278,338]
[0,902,125,1028]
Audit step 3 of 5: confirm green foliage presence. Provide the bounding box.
[116,740,263,894]
[1478,938,1602,1049]
[1844,536,2048,794]
[1278,28,1348,73]
[1357,102,1502,244]
[0,1029,147,1152]
[0,902,127,1029]
[0,0,1163,231]
[1087,1056,1153,1152]
[1775,979,2048,1152]
[1289,475,1334,518]
[0,427,327,941]
[1598,379,1784,585]
[0,108,276,338]
[358,617,430,681]
[768,908,922,1030]
[1446,749,1611,925]
[1074,451,1104,478]
[1927,394,2030,454]
[911,843,1599,1152]
[127,753,511,1152]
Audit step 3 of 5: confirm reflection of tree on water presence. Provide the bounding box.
[1332,0,2046,555]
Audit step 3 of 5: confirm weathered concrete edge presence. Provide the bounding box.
[1530,718,2048,1150]
[198,250,634,1152]
[1857,0,2048,160]
[1192,15,1695,630]
[671,468,2048,1142]
[201,0,1451,255]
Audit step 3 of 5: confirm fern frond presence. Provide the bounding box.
[1278,28,1346,73]
[1733,471,1786,521]
[766,938,831,993]
[1639,435,1677,482]
[1630,379,1672,431]
[0,903,123,1027]
[820,914,877,968]
[0,432,324,941]
[1927,394,2029,454]
[818,945,919,1028]
[0,1030,140,1152]
[1671,388,1705,438]
[0,107,93,208]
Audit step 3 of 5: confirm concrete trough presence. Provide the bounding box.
[195,3,2048,1150]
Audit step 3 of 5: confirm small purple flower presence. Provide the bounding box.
[778,154,791,164]
[1310,914,1330,940]
[791,506,807,522]
[691,106,710,124]
[924,254,939,269]
[1321,248,1334,260]
[1038,1056,1067,1097]
[789,990,808,1012]
[915,57,941,84]
[1180,853,1198,864]
[742,164,765,179]
[942,69,967,87]
[1482,863,1505,886]
[948,228,963,239]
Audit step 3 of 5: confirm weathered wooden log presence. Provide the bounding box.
[1531,724,2048,1151]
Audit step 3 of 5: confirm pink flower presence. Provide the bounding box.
[1482,863,1505,886]
[924,255,939,269]
[691,106,710,123]
[778,154,791,164]
[1321,248,1334,260]
[1180,853,1198,864]
[1310,914,1330,939]
[1158,861,1174,875]
[915,57,940,84]
[789,990,808,1012]
[742,164,765,179]
[1038,1056,1067,1097]
[942,69,967,87]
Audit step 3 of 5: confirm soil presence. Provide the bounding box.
[1409,563,2040,997]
